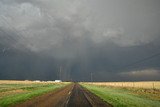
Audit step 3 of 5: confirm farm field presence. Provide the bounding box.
[0,80,69,107]
[81,82,160,107]
[85,81,160,89]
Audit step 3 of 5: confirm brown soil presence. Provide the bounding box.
[13,84,74,107]
[13,83,112,107]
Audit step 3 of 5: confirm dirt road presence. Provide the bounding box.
[14,83,111,107]
[66,83,92,107]
[67,83,111,107]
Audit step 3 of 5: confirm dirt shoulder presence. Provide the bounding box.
[80,84,112,107]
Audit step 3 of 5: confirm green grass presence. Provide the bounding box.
[81,83,160,107]
[0,83,68,107]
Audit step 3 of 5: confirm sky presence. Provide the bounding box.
[0,0,160,81]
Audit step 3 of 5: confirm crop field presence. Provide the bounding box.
[85,81,160,89]
[0,80,69,107]
[81,82,160,107]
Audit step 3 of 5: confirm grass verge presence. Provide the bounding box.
[0,83,68,107]
[81,83,160,107]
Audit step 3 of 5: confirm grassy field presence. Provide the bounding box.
[81,82,160,107]
[0,80,69,107]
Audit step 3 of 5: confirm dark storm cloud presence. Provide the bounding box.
[0,0,160,81]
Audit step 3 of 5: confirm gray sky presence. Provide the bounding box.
[0,0,160,81]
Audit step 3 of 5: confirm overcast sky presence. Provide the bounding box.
[0,0,160,81]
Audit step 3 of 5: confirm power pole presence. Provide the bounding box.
[59,66,62,80]
[91,72,93,82]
